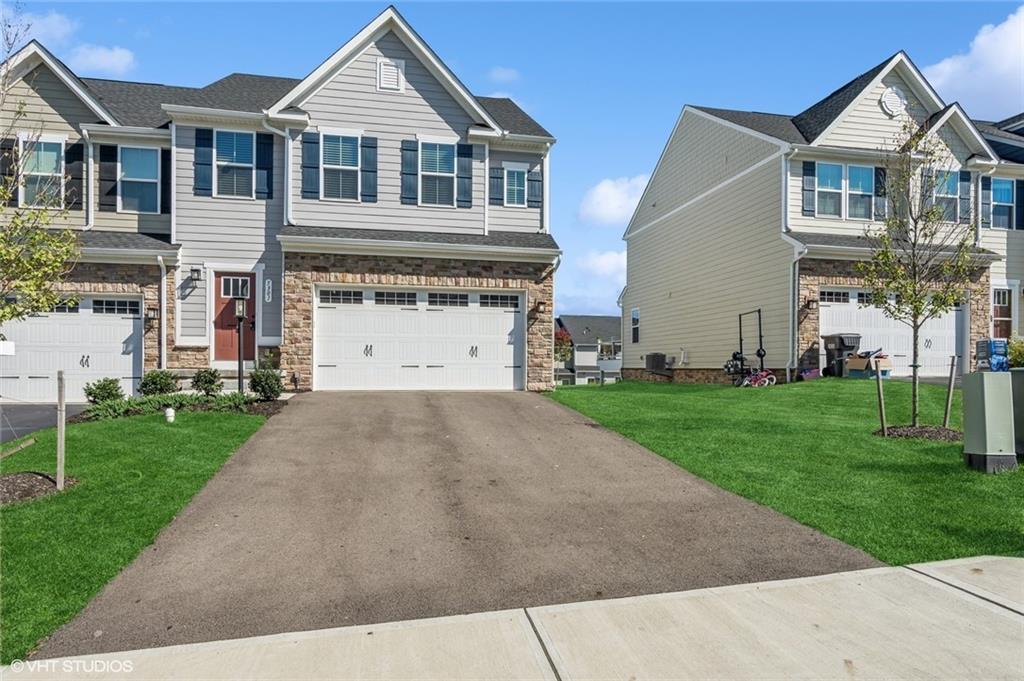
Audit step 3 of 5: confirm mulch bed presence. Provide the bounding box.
[874,425,963,442]
[1,472,78,506]
[245,399,288,419]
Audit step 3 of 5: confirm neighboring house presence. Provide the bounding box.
[621,51,1020,383]
[0,7,559,402]
[555,315,622,384]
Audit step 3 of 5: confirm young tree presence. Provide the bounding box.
[0,4,80,337]
[856,120,976,427]
[554,327,573,362]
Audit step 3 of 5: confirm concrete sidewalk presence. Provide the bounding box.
[6,557,1022,680]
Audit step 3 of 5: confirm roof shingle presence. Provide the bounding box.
[280,225,559,251]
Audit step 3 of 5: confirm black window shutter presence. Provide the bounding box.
[873,167,887,220]
[98,144,118,212]
[255,133,274,200]
[301,132,320,199]
[489,166,504,206]
[921,167,934,208]
[400,140,418,205]
[801,161,815,216]
[456,144,473,208]
[527,170,542,209]
[64,143,84,211]
[958,171,971,225]
[1016,180,1024,230]
[361,137,377,203]
[980,176,991,229]
[160,148,171,214]
[0,138,16,207]
[193,128,213,196]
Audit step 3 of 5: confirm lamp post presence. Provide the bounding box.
[234,296,246,393]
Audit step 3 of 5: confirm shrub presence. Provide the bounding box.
[84,392,254,421]
[191,368,223,396]
[248,368,283,401]
[1010,337,1024,368]
[83,377,124,404]
[139,370,179,396]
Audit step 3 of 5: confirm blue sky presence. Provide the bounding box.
[17,2,1024,314]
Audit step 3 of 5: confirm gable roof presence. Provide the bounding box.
[995,112,1024,131]
[790,53,897,142]
[476,97,553,139]
[557,315,621,344]
[690,106,807,144]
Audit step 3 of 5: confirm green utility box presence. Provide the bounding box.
[963,372,1017,473]
[1012,369,1024,456]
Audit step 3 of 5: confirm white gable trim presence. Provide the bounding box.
[922,104,998,162]
[810,52,945,147]
[3,41,118,126]
[266,7,501,134]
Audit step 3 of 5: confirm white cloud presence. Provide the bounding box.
[923,5,1024,120]
[486,91,513,99]
[68,44,135,76]
[578,175,649,226]
[22,10,78,45]
[579,250,627,286]
[488,66,520,84]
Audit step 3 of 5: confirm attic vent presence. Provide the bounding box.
[377,57,405,92]
[880,86,907,118]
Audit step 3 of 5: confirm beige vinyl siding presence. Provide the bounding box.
[89,142,170,234]
[489,148,543,232]
[291,31,486,233]
[630,109,781,230]
[175,125,284,341]
[980,226,1024,336]
[819,71,930,150]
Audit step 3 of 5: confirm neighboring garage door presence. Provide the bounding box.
[314,288,524,390]
[0,296,144,403]
[819,288,963,377]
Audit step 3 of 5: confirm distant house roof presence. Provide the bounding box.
[476,97,553,139]
[973,119,1024,163]
[557,315,621,344]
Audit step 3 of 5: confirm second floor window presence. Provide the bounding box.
[505,168,526,207]
[934,170,958,222]
[420,142,455,206]
[119,146,159,213]
[816,163,842,217]
[847,165,874,220]
[323,135,359,201]
[215,130,254,198]
[22,139,63,208]
[992,178,1014,229]
[631,308,640,343]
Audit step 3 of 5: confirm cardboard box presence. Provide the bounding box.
[845,356,893,372]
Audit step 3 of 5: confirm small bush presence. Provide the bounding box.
[84,392,254,421]
[191,368,223,396]
[83,377,124,404]
[248,368,283,401]
[1010,337,1024,368]
[139,370,179,396]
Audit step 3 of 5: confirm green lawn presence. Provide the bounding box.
[0,412,264,663]
[549,380,1023,566]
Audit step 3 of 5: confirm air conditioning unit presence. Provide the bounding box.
[645,352,673,377]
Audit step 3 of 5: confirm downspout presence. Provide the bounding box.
[169,123,176,243]
[782,147,805,383]
[82,128,93,229]
[157,255,167,370]
[261,120,292,226]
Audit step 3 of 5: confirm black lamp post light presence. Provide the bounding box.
[234,296,247,393]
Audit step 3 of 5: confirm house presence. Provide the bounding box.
[0,6,560,402]
[554,315,622,384]
[621,51,1020,384]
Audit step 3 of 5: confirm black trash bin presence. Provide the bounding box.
[821,333,861,377]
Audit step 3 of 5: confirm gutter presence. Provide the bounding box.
[79,124,171,141]
[157,255,167,369]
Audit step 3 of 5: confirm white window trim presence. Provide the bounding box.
[990,177,1014,230]
[320,131,361,202]
[814,162,844,219]
[220,275,251,300]
[503,161,529,208]
[846,164,874,222]
[934,169,960,223]
[630,307,640,344]
[212,129,256,200]
[376,57,406,93]
[117,145,161,215]
[418,140,456,208]
[18,134,66,209]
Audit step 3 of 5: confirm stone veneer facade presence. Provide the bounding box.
[280,252,555,392]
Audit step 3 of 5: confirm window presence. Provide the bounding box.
[993,288,1013,339]
[819,290,850,304]
[479,294,519,308]
[22,139,63,208]
[992,178,1014,230]
[52,300,79,313]
[93,299,140,316]
[505,168,526,207]
[934,170,958,222]
[428,292,469,307]
[119,146,160,213]
[630,308,640,343]
[375,291,417,306]
[815,163,842,217]
[420,142,455,206]
[320,290,363,305]
[221,276,250,299]
[214,130,255,198]
[377,57,405,92]
[322,134,359,201]
[847,165,874,220]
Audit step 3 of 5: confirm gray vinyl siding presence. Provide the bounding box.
[489,148,543,232]
[291,30,486,233]
[175,125,284,341]
[89,142,170,234]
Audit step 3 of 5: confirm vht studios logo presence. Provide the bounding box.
[9,658,135,674]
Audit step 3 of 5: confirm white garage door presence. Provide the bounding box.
[0,296,144,403]
[314,288,524,390]
[819,288,963,377]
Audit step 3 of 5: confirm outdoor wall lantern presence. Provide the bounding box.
[144,307,159,321]
[189,267,203,284]
[806,298,819,310]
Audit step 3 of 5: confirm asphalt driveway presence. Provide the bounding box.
[36,391,879,658]
[1,404,87,444]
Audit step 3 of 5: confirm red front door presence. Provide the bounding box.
[214,272,256,361]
